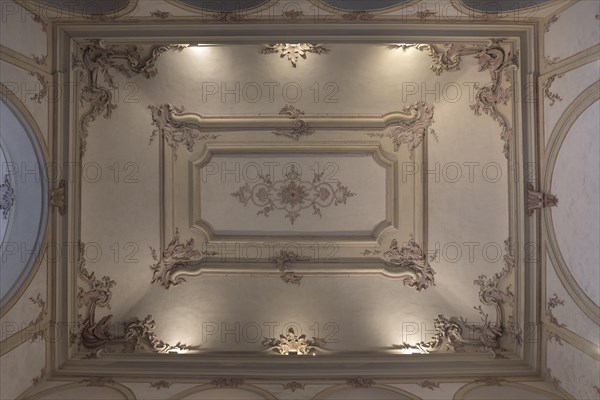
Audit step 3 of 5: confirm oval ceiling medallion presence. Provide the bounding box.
[318,0,416,11]
[37,0,130,15]
[461,0,553,13]
[169,0,273,13]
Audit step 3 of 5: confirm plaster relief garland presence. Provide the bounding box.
[261,43,330,67]
[148,104,219,159]
[28,71,48,103]
[273,104,314,140]
[149,228,218,289]
[393,40,518,158]
[543,74,564,106]
[76,243,197,357]
[231,165,355,225]
[282,382,306,391]
[73,40,186,156]
[263,327,325,355]
[393,239,515,358]
[363,238,436,291]
[546,293,566,328]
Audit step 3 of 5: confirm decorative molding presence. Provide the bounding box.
[31,368,45,386]
[150,380,172,390]
[546,293,566,328]
[543,74,564,106]
[231,164,355,225]
[282,381,306,392]
[547,330,563,345]
[76,242,197,356]
[262,327,325,355]
[261,43,330,67]
[368,102,435,159]
[150,10,171,19]
[394,239,514,358]
[32,54,47,65]
[272,250,309,285]
[527,184,558,215]
[545,56,561,66]
[149,228,217,289]
[341,11,374,21]
[544,15,559,32]
[273,105,314,140]
[148,104,219,159]
[0,174,15,218]
[73,40,186,156]
[347,377,375,388]
[80,377,117,386]
[392,40,517,158]
[28,71,48,103]
[211,378,244,388]
[363,238,436,291]
[474,377,508,386]
[415,10,436,21]
[418,380,440,390]
[30,12,47,32]
[282,10,304,20]
[49,179,65,215]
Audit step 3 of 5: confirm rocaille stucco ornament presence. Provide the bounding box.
[148,104,219,159]
[394,239,515,358]
[261,43,330,67]
[393,39,518,158]
[527,184,558,215]
[262,327,325,355]
[149,228,218,289]
[231,164,355,225]
[363,238,436,291]
[73,40,186,156]
[272,249,309,285]
[273,105,314,140]
[76,243,197,357]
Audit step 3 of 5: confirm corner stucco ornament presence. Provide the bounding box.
[262,327,325,355]
[261,43,330,67]
[148,104,219,159]
[393,40,517,158]
[73,40,186,156]
[76,243,198,357]
[363,238,436,291]
[149,228,218,289]
[394,239,515,358]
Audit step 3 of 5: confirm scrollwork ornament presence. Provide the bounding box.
[262,327,325,355]
[149,228,218,289]
[261,43,329,67]
[273,105,314,140]
[347,377,375,388]
[0,174,15,218]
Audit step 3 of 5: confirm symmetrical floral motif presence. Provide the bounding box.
[347,377,375,388]
[0,174,15,218]
[262,328,325,355]
[148,104,219,159]
[50,179,65,215]
[211,378,244,388]
[415,10,436,21]
[273,105,314,140]
[150,380,172,390]
[543,74,564,106]
[364,238,436,291]
[282,381,306,391]
[393,40,518,158]
[527,184,558,215]
[231,165,354,225]
[73,40,186,156]
[76,243,196,356]
[272,250,309,285]
[282,10,304,20]
[261,43,330,67]
[28,71,48,103]
[418,380,440,390]
[150,10,171,19]
[341,11,374,21]
[394,239,515,358]
[32,54,47,65]
[149,228,218,289]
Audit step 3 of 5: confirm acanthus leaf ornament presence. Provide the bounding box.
[149,228,218,289]
[347,377,375,388]
[418,381,440,390]
[231,165,354,225]
[527,184,558,215]
[546,293,566,328]
[76,242,197,356]
[273,104,314,140]
[148,104,219,159]
[272,250,309,285]
[262,327,325,355]
[73,40,186,156]
[28,71,48,103]
[211,378,244,388]
[282,382,306,392]
[261,43,330,67]
[543,74,564,106]
[394,238,515,358]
